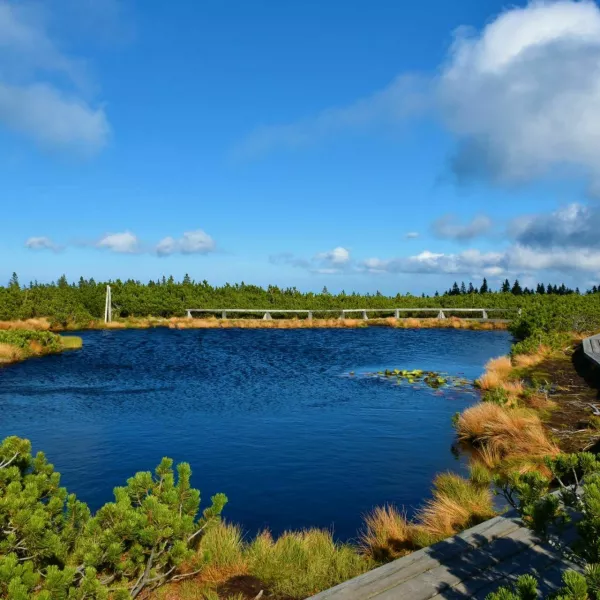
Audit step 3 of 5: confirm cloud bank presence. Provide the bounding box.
[237,1,600,193]
[26,229,217,256]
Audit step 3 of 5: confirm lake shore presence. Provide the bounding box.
[0,330,82,365]
[0,315,510,332]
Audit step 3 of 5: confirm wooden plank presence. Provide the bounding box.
[308,515,522,600]
[368,526,540,600]
[435,526,580,599]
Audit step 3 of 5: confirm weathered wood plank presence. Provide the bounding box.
[308,514,522,600]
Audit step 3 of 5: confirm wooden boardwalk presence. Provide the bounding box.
[185,308,519,321]
[309,510,581,600]
[583,332,600,368]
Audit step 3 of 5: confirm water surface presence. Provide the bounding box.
[0,328,511,540]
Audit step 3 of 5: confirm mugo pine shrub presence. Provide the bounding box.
[0,436,227,599]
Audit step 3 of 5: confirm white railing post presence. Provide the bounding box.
[394,309,400,319]
[186,310,192,318]
[362,310,368,320]
[263,312,272,320]
[339,310,345,320]
[307,311,313,320]
[482,310,488,319]
[222,311,227,319]
[437,310,445,320]
[104,285,112,323]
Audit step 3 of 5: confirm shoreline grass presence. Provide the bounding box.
[0,315,510,332]
[0,330,82,365]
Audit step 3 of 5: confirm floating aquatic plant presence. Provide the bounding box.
[346,368,473,392]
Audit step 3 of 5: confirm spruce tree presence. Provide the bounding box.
[501,279,511,293]
[479,278,489,294]
[511,279,523,295]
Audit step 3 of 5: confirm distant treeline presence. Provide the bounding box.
[1,273,600,330]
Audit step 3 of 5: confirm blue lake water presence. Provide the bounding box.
[0,328,511,541]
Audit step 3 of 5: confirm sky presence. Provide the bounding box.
[2,0,600,294]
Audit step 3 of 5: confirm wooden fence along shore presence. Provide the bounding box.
[184,308,521,321]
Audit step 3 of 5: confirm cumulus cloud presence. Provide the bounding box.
[510,203,600,249]
[315,246,350,265]
[236,1,600,193]
[440,0,600,188]
[0,1,110,153]
[156,230,216,256]
[96,231,139,253]
[432,214,492,241]
[25,236,61,251]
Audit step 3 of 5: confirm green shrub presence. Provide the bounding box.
[0,436,227,599]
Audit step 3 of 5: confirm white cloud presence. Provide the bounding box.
[439,0,600,188]
[0,0,110,153]
[156,230,216,256]
[361,244,600,277]
[0,83,109,153]
[97,231,139,253]
[315,246,350,265]
[25,236,61,251]
[432,214,492,241]
[405,232,420,239]
[235,1,600,193]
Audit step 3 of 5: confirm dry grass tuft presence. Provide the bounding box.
[0,343,23,363]
[512,345,552,368]
[360,505,415,561]
[457,403,560,463]
[0,318,51,331]
[477,356,513,390]
[413,473,495,544]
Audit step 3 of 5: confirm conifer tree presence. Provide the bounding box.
[479,278,489,294]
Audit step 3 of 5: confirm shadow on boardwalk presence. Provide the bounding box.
[309,512,581,600]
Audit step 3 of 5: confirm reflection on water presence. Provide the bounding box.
[0,328,511,540]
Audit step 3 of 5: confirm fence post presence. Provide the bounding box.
[307,311,313,320]
[394,309,400,319]
[482,310,488,319]
[362,310,368,320]
[263,312,272,320]
[339,311,345,320]
[222,311,227,319]
[437,310,446,320]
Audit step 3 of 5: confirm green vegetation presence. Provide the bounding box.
[2,272,600,330]
[486,453,600,599]
[0,436,227,599]
[0,330,82,364]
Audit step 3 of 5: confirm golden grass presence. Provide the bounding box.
[0,343,23,363]
[360,505,415,561]
[477,356,513,390]
[512,345,552,368]
[413,473,496,544]
[0,318,51,331]
[456,403,560,463]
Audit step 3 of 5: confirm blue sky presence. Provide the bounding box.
[2,0,600,293]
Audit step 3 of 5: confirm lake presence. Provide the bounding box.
[0,327,511,541]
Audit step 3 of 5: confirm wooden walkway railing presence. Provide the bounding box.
[185,308,521,321]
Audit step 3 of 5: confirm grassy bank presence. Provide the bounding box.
[0,329,82,365]
[0,315,509,332]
